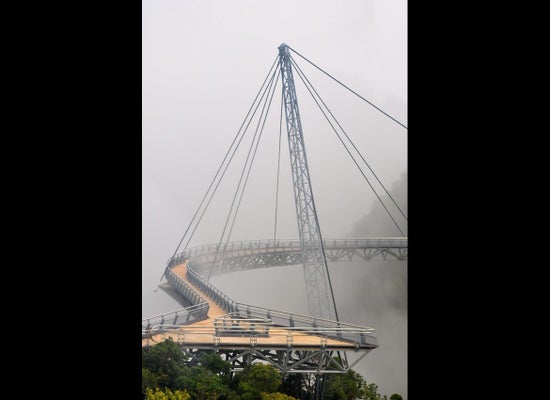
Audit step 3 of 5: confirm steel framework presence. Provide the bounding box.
[169,238,407,277]
[278,43,335,321]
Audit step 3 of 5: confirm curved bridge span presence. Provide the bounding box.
[143,237,407,375]
[169,237,408,277]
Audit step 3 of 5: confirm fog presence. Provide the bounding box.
[143,0,407,397]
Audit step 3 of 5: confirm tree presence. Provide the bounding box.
[142,338,187,388]
[261,392,297,400]
[142,344,236,399]
[144,387,191,400]
[237,364,282,400]
[199,352,231,384]
[321,357,403,400]
[361,382,387,400]
[281,374,312,400]
[323,369,366,400]
[173,365,228,400]
[142,346,400,400]
[143,368,159,393]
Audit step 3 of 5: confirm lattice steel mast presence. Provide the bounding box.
[278,43,338,321]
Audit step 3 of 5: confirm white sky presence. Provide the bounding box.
[143,0,407,397]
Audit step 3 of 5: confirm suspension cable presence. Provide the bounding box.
[287,45,407,130]
[157,56,280,284]
[207,68,280,280]
[290,57,406,236]
[184,64,280,254]
[185,63,275,253]
[291,56,407,222]
[273,84,284,242]
[226,70,281,243]
[162,46,407,286]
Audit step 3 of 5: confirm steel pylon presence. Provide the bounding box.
[278,43,337,321]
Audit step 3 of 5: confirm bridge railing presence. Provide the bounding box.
[142,303,210,336]
[186,261,238,313]
[144,320,378,349]
[171,237,407,262]
[165,268,211,314]
[182,259,376,347]
[143,319,377,349]
[214,315,272,337]
[227,304,377,347]
[168,252,187,269]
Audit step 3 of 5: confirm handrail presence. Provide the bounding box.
[162,260,377,344]
[142,323,377,348]
[186,262,238,313]
[142,302,210,327]
[164,268,211,309]
[148,238,389,348]
[167,238,407,269]
[172,237,407,262]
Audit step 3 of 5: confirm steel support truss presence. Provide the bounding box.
[168,238,407,277]
[277,43,335,320]
[167,346,372,375]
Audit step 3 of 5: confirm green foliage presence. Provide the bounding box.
[322,360,403,400]
[199,352,232,387]
[362,382,387,400]
[237,364,282,400]
[144,387,191,400]
[323,369,366,400]
[281,374,311,400]
[143,368,159,392]
[142,338,187,388]
[142,346,401,400]
[184,365,227,400]
[261,392,297,400]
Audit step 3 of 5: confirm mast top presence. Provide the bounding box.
[278,43,290,56]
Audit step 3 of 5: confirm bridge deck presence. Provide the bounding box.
[142,263,371,350]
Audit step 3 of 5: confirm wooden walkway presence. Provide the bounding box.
[142,263,368,350]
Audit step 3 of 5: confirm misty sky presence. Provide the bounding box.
[143,0,407,397]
